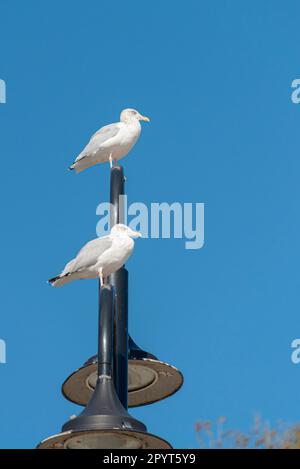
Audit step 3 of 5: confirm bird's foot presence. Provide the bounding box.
[99,269,104,287]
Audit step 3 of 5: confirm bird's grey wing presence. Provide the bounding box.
[62,236,113,274]
[90,123,121,142]
[74,124,121,163]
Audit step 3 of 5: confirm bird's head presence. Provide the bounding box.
[120,108,150,124]
[111,223,142,239]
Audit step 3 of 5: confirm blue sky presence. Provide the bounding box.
[0,0,300,449]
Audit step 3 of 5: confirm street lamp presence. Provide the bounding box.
[61,165,183,408]
[38,164,182,449]
[62,339,183,408]
[38,285,171,449]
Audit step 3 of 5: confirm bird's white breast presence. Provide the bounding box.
[97,236,134,277]
[102,122,141,160]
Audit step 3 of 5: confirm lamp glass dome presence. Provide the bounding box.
[65,432,143,449]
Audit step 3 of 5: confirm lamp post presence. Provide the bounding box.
[38,285,171,449]
[62,166,183,408]
[38,164,182,449]
[109,165,128,409]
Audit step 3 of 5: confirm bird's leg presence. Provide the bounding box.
[109,153,113,168]
[99,268,104,287]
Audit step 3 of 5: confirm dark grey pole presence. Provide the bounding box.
[97,283,114,378]
[62,284,146,434]
[110,268,128,408]
[110,165,125,226]
[109,165,128,409]
[62,284,118,431]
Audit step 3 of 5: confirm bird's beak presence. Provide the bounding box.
[139,114,150,122]
[132,230,142,238]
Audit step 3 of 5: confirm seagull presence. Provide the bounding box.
[48,224,141,287]
[69,108,150,173]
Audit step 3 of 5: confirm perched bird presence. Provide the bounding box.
[48,224,141,287]
[69,108,150,173]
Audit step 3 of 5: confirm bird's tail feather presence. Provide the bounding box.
[68,162,86,173]
[48,273,72,287]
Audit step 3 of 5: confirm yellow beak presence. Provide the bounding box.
[140,115,150,122]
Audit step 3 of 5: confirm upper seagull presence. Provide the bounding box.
[48,224,141,287]
[69,108,150,173]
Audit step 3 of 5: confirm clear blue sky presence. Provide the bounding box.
[0,0,300,449]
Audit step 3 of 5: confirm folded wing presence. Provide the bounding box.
[49,236,113,286]
[69,124,121,171]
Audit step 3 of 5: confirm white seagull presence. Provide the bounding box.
[69,108,150,173]
[48,224,141,287]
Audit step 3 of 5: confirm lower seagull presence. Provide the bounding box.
[48,224,141,287]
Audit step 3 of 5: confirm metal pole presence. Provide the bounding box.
[62,283,117,432]
[97,284,114,378]
[110,269,128,408]
[110,165,125,226]
[109,165,128,409]
[61,283,148,437]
